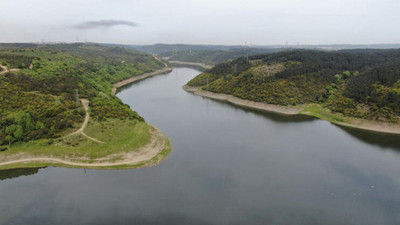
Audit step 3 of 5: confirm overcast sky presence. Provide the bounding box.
[0,0,399,45]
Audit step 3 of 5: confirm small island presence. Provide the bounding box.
[184,49,400,134]
[0,43,172,170]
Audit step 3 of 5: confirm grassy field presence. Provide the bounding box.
[300,104,347,123]
[0,119,171,169]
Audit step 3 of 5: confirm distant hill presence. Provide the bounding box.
[159,48,282,65]
[133,44,235,54]
[100,43,400,66]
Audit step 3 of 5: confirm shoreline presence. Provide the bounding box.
[183,85,302,115]
[0,67,174,170]
[183,85,400,135]
[169,61,213,70]
[0,125,171,170]
[112,67,173,95]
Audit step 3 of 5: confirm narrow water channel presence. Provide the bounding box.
[1,67,400,225]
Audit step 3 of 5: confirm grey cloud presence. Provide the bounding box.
[70,20,137,29]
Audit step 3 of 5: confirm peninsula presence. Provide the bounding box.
[0,43,172,169]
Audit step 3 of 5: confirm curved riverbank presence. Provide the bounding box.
[0,68,174,170]
[0,125,171,170]
[183,85,400,135]
[183,85,302,115]
[169,61,213,70]
[112,67,173,95]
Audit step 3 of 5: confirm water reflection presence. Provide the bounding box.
[0,167,43,181]
[204,98,315,123]
[337,125,400,151]
[1,67,400,225]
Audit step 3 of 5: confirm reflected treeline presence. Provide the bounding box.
[211,98,400,151]
[337,125,400,151]
[206,98,315,123]
[0,167,44,181]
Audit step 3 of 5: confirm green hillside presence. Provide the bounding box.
[0,43,170,168]
[187,49,400,123]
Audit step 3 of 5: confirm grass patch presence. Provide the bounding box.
[0,118,172,170]
[300,104,347,123]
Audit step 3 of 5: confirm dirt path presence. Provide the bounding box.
[0,65,20,74]
[153,55,168,68]
[0,126,167,168]
[0,61,172,169]
[65,99,104,144]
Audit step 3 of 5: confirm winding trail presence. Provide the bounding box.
[65,99,104,144]
[152,55,169,68]
[0,126,166,168]
[0,59,173,169]
[0,63,172,169]
[0,65,20,74]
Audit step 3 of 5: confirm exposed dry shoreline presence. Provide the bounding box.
[112,67,173,95]
[169,61,213,70]
[183,85,400,135]
[0,67,174,170]
[0,125,170,169]
[183,85,302,115]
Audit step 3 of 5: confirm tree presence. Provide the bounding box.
[14,125,24,141]
[5,135,14,146]
[343,70,351,78]
[35,121,45,130]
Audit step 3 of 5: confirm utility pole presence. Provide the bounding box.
[245,41,249,62]
[206,76,209,91]
[75,89,80,108]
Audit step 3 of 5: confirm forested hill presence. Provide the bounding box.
[0,43,165,146]
[158,48,280,65]
[187,49,400,122]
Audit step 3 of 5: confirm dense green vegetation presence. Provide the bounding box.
[0,43,164,147]
[187,49,400,122]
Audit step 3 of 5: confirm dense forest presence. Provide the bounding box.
[0,43,165,146]
[187,49,400,122]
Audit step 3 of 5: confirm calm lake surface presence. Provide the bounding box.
[1,67,400,225]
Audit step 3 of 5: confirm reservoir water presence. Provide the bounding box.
[1,67,400,225]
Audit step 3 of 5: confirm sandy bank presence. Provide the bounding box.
[112,67,173,95]
[183,85,400,135]
[183,85,302,115]
[169,61,213,70]
[0,125,170,169]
